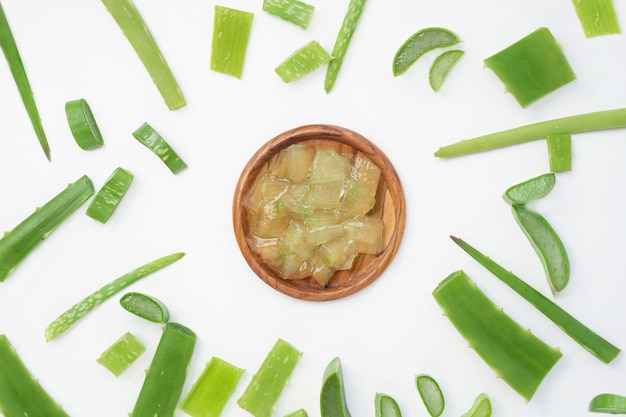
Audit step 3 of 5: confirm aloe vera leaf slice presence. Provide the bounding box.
[263,0,314,29]
[237,339,302,417]
[512,205,570,295]
[0,2,50,160]
[100,0,185,110]
[415,374,444,417]
[547,133,572,172]
[65,98,104,150]
[429,49,464,91]
[96,331,145,376]
[0,175,94,282]
[132,122,187,174]
[275,40,332,83]
[460,393,491,417]
[211,6,254,79]
[284,409,308,417]
[320,357,352,417]
[0,335,70,417]
[86,167,134,223]
[44,252,185,342]
[502,173,556,205]
[375,393,402,417]
[433,270,562,401]
[572,0,621,38]
[324,0,367,93]
[589,393,626,414]
[120,291,169,323]
[131,322,197,417]
[182,356,245,417]
[450,235,621,363]
[393,27,459,77]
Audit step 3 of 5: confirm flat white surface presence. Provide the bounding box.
[0,1,625,416]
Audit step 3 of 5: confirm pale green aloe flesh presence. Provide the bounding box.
[131,322,197,417]
[375,393,402,417]
[502,173,556,205]
[284,409,309,417]
[237,339,302,417]
[211,6,254,79]
[450,236,621,363]
[320,357,352,417]
[86,167,134,223]
[44,252,185,342]
[0,2,50,160]
[572,0,621,38]
[96,331,146,377]
[65,98,104,150]
[0,335,70,417]
[275,40,332,83]
[415,374,444,417]
[132,122,187,174]
[435,108,626,158]
[546,133,572,172]
[262,0,314,29]
[119,291,169,323]
[101,0,186,110]
[460,393,491,417]
[181,356,245,417]
[393,27,459,77]
[324,0,367,93]
[433,270,562,401]
[428,49,464,91]
[589,393,626,414]
[0,175,94,282]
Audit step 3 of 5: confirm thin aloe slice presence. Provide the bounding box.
[435,108,626,158]
[0,2,50,160]
[275,40,332,83]
[502,173,556,205]
[65,98,104,150]
[415,374,444,417]
[0,334,70,417]
[393,27,459,77]
[132,322,197,417]
[86,167,134,223]
[461,393,491,417]
[100,0,185,110]
[181,356,245,417]
[45,252,185,341]
[450,235,621,363]
[120,291,169,323]
[429,49,464,91]
[324,0,367,93]
[238,339,302,417]
[547,133,572,172]
[433,270,562,401]
[572,0,620,38]
[320,357,352,417]
[0,175,94,282]
[132,122,187,174]
[284,410,308,417]
[484,27,576,108]
[375,393,402,417]
[589,393,626,414]
[211,6,254,79]
[512,205,570,295]
[96,331,145,377]
[263,0,314,29]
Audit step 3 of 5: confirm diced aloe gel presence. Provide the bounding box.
[211,6,254,79]
[268,144,316,181]
[546,133,572,172]
[275,41,332,83]
[97,332,145,376]
[262,0,314,29]
[86,167,134,223]
[572,0,620,38]
[320,357,352,417]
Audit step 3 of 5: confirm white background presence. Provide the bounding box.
[0,0,625,416]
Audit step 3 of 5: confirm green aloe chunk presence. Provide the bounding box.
[238,339,302,417]
[589,393,626,414]
[45,252,185,342]
[0,175,94,282]
[65,98,104,150]
[484,27,576,108]
[461,393,491,417]
[324,0,367,93]
[433,270,562,401]
[429,49,464,91]
[0,334,70,417]
[503,173,556,205]
[120,291,169,323]
[132,122,187,174]
[393,27,459,77]
[100,0,185,110]
[285,410,308,417]
[211,6,254,79]
[0,1,50,160]
[131,322,197,417]
[86,167,134,223]
[375,393,401,417]
[263,0,314,29]
[320,357,352,417]
[512,204,570,295]
[572,0,620,38]
[275,41,332,83]
[182,357,245,417]
[547,133,572,172]
[415,374,444,417]
[96,331,145,377]
[450,235,621,363]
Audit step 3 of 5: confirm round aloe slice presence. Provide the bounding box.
[393,27,459,76]
[120,292,170,323]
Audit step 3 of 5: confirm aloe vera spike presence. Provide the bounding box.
[572,0,620,38]
[450,235,621,363]
[97,331,146,377]
[120,291,169,323]
[0,335,70,417]
[44,252,185,342]
[0,175,94,282]
[374,393,402,417]
[433,270,562,401]
[435,107,626,158]
[589,393,626,413]
[0,1,50,160]
[320,357,352,417]
[100,0,185,110]
[132,322,197,417]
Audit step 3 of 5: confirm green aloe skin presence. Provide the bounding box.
[320,357,352,417]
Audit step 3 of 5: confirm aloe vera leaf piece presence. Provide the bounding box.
[460,393,491,417]
[237,339,302,417]
[132,122,187,174]
[433,270,562,401]
[120,291,169,323]
[96,331,146,377]
[131,322,197,417]
[0,175,94,282]
[65,98,104,150]
[547,133,572,172]
[512,205,570,295]
[572,0,621,38]
[86,167,134,223]
[211,6,254,79]
[100,0,185,110]
[320,357,352,417]
[44,252,185,342]
[415,374,444,417]
[589,393,626,414]
[450,236,621,363]
[502,173,556,205]
[324,0,367,93]
[429,49,464,91]
[434,107,626,158]
[275,40,332,83]
[0,2,50,160]
[0,335,70,417]
[181,356,245,417]
[393,27,460,77]
[284,409,308,417]
[262,0,314,29]
[375,393,402,417]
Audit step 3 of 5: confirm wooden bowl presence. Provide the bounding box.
[233,124,406,301]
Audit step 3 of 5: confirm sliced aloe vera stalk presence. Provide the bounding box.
[211,6,254,79]
[132,122,187,174]
[263,0,314,29]
[393,27,459,77]
[86,167,134,223]
[502,173,556,205]
[589,393,626,414]
[547,133,572,172]
[285,409,308,417]
[415,374,444,417]
[461,393,491,417]
[375,393,402,417]
[320,357,352,417]
[120,291,169,323]
[429,49,464,91]
[275,40,332,83]
[96,331,145,376]
[572,0,620,38]
[65,98,104,150]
